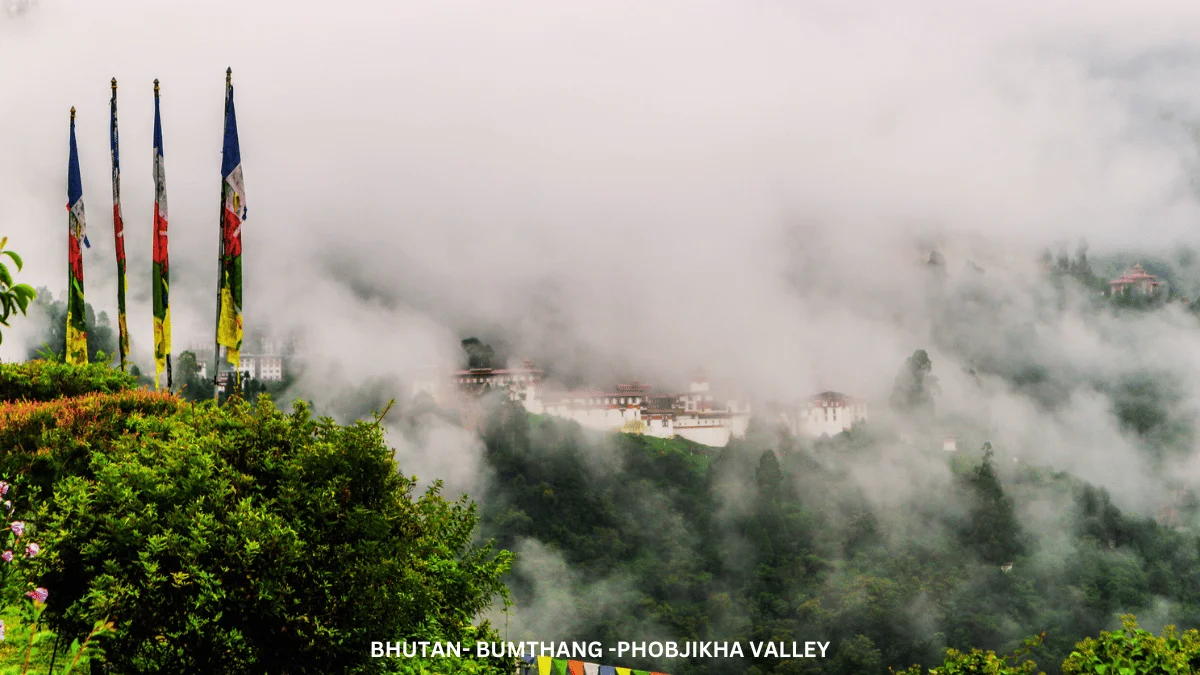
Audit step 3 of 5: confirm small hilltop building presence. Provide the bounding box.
[780,391,868,438]
[1109,264,1163,297]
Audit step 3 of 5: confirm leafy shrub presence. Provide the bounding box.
[1061,615,1200,674]
[0,238,37,348]
[0,361,135,403]
[0,390,180,501]
[0,477,111,671]
[6,393,512,674]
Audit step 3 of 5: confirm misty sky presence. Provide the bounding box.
[5,0,1200,407]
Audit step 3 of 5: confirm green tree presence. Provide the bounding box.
[461,337,496,369]
[893,634,1045,675]
[25,289,116,364]
[834,635,883,674]
[1,390,514,674]
[755,449,783,496]
[961,448,1025,566]
[0,237,37,348]
[173,350,216,401]
[890,349,938,418]
[175,350,201,385]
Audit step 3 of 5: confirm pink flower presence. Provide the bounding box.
[0,619,5,641]
[1,551,11,563]
[24,543,38,558]
[0,482,9,496]
[25,587,47,604]
[10,522,23,537]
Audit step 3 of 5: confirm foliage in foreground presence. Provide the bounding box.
[894,616,1200,674]
[0,359,135,402]
[0,477,111,671]
[0,378,515,674]
[0,238,37,346]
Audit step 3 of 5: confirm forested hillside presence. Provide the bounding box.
[476,402,1200,675]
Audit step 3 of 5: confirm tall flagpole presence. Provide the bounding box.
[152,79,172,390]
[213,68,231,401]
[110,78,129,371]
[67,106,76,364]
[65,106,91,365]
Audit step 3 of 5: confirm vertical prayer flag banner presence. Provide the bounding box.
[537,656,552,675]
[152,80,172,389]
[217,69,246,369]
[65,107,90,365]
[110,79,129,370]
[552,658,569,675]
[584,663,600,675]
[568,660,585,675]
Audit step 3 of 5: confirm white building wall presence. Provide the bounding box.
[466,376,745,448]
[258,356,284,382]
[538,404,643,434]
[787,402,868,437]
[522,385,545,414]
[730,413,750,438]
[675,422,732,447]
[644,416,674,439]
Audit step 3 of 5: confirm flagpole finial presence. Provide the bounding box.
[70,106,75,121]
[226,67,232,85]
[154,79,160,97]
[111,77,117,90]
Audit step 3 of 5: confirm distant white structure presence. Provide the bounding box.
[943,435,957,452]
[414,365,750,447]
[234,353,285,382]
[781,391,868,438]
[188,332,292,384]
[412,360,543,402]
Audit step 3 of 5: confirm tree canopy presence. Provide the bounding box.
[0,363,514,674]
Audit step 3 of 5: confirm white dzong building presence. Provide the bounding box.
[414,363,750,448]
[781,391,868,438]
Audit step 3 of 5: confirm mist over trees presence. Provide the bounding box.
[470,393,1200,674]
[24,288,117,363]
[890,349,938,418]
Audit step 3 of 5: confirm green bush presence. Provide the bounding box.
[0,360,135,402]
[1061,615,1200,674]
[0,390,180,501]
[0,388,513,674]
[895,617,1200,674]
